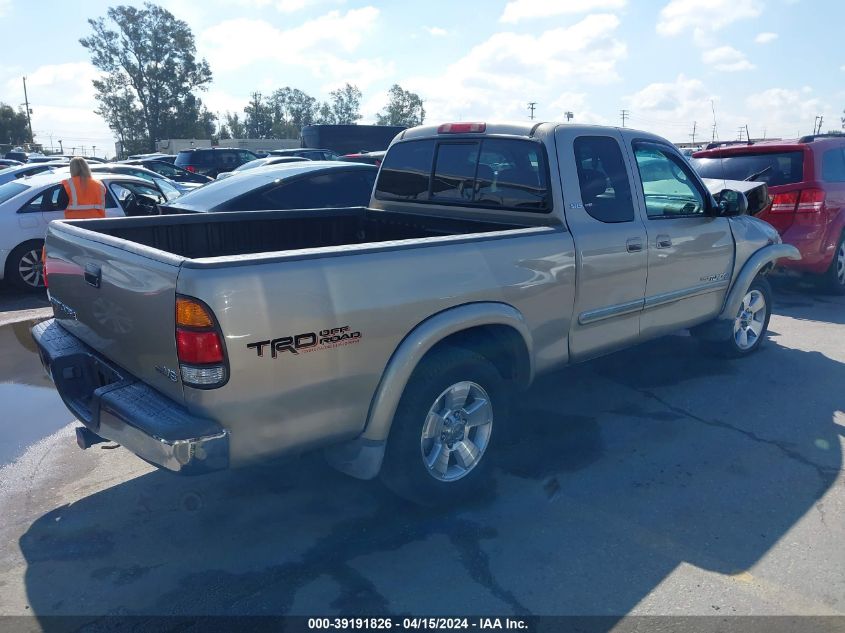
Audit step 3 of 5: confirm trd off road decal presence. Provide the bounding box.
[247,325,362,358]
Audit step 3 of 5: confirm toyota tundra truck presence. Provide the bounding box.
[33,122,799,504]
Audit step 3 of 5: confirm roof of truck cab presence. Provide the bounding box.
[398,122,659,141]
[165,160,376,211]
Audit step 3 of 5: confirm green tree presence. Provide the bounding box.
[244,92,273,138]
[80,2,213,151]
[376,84,425,127]
[316,101,335,125]
[223,112,245,139]
[0,103,32,145]
[329,83,362,124]
[269,87,317,137]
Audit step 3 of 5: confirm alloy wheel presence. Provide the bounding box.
[419,381,493,482]
[734,289,767,351]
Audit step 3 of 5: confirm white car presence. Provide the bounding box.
[0,173,172,291]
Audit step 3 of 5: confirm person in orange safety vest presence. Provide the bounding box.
[61,157,106,219]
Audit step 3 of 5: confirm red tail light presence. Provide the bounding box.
[769,191,799,214]
[185,165,197,173]
[797,188,825,213]
[175,296,227,387]
[437,122,486,134]
[176,329,224,364]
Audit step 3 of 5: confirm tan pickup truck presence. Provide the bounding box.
[33,122,799,504]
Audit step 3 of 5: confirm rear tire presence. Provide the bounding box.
[822,232,845,295]
[703,276,772,357]
[379,345,508,506]
[5,240,46,292]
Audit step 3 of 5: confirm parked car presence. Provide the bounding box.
[341,150,386,166]
[0,173,168,291]
[27,155,70,164]
[88,164,186,199]
[4,150,29,163]
[0,159,23,169]
[693,134,845,292]
[269,148,342,161]
[215,156,311,180]
[35,121,798,505]
[0,162,65,186]
[127,152,173,162]
[122,158,213,184]
[163,161,377,212]
[174,148,259,179]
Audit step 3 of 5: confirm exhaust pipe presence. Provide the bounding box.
[76,426,107,450]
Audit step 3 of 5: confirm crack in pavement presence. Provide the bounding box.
[628,386,840,485]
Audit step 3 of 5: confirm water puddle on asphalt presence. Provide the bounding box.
[0,318,75,468]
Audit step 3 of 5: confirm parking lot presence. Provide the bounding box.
[0,279,842,624]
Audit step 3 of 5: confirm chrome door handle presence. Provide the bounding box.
[656,234,672,249]
[626,237,643,253]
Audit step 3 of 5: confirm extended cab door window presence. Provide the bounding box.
[633,145,706,218]
[573,136,635,223]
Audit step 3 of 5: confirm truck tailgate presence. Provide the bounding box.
[44,221,184,403]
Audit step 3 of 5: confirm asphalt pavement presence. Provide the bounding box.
[0,281,843,628]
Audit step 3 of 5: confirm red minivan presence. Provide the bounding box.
[693,135,845,293]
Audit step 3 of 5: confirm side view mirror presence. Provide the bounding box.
[713,189,748,216]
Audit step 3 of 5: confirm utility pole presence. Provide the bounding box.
[92,145,96,157]
[745,124,751,143]
[816,116,824,135]
[22,76,33,144]
[737,127,745,142]
[689,121,697,145]
[620,109,629,127]
[58,139,63,154]
[711,100,718,142]
[527,102,537,120]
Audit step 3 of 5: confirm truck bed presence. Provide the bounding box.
[82,207,530,259]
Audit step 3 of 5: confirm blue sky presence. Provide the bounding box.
[0,0,843,158]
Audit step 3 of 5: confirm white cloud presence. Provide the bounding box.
[425,26,448,37]
[403,14,626,123]
[744,87,831,138]
[754,31,778,44]
[500,0,627,23]
[702,46,755,72]
[199,8,390,89]
[657,0,762,43]
[624,74,722,141]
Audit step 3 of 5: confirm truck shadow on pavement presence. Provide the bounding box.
[19,333,844,623]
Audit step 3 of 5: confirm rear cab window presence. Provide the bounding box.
[692,151,804,186]
[376,137,551,212]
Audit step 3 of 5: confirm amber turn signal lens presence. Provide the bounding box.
[176,297,214,328]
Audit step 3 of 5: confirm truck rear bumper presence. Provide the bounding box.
[32,318,229,474]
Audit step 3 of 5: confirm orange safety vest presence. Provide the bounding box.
[62,176,106,219]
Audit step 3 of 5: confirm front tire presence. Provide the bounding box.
[706,276,772,357]
[380,346,508,506]
[5,240,46,292]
